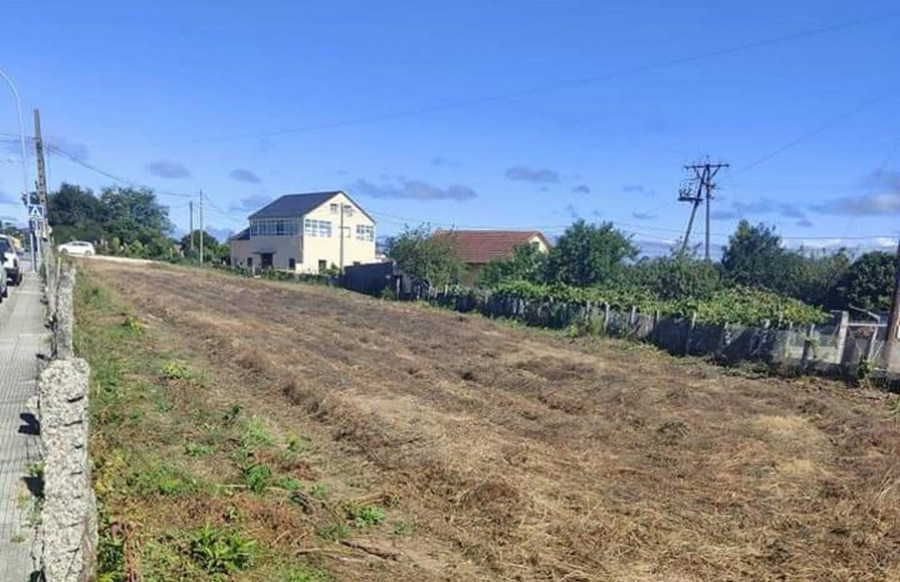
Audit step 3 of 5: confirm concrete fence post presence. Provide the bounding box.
[801,323,817,369]
[39,358,98,582]
[684,312,697,355]
[52,268,76,359]
[603,303,610,334]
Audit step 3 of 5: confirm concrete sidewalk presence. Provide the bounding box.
[0,272,45,581]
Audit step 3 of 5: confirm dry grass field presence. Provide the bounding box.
[80,260,900,581]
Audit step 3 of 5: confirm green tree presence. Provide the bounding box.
[828,251,897,312]
[47,183,106,243]
[721,221,786,289]
[778,248,851,306]
[545,220,637,287]
[100,186,173,248]
[387,225,464,288]
[477,242,547,287]
[627,255,722,301]
[179,230,223,262]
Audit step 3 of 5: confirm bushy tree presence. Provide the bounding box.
[387,225,464,288]
[477,242,547,287]
[828,251,897,312]
[721,221,786,289]
[47,183,106,242]
[627,255,722,301]
[179,230,224,262]
[545,220,637,287]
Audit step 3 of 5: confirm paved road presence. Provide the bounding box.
[0,272,44,580]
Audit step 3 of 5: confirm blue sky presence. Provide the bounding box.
[0,0,897,254]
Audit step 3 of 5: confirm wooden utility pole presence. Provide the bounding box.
[198,190,204,265]
[33,109,48,209]
[33,109,48,258]
[883,239,900,369]
[189,201,194,254]
[682,160,729,260]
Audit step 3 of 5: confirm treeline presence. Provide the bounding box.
[47,183,228,262]
[388,220,898,320]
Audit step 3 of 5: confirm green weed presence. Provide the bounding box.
[188,525,257,575]
[284,563,332,582]
[241,462,272,494]
[161,361,191,380]
[277,477,303,491]
[309,483,330,500]
[392,520,415,537]
[122,314,143,337]
[347,504,386,528]
[184,442,214,457]
[222,403,242,424]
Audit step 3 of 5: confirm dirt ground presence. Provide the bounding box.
[85,260,900,581]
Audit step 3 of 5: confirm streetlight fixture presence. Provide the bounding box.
[0,68,35,271]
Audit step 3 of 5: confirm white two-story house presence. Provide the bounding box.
[230,191,377,274]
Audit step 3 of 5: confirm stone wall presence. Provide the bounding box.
[39,262,97,582]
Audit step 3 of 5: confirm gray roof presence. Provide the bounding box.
[249,191,342,220]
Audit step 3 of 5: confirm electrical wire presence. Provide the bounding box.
[91,11,900,148]
[47,144,196,199]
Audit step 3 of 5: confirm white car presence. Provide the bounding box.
[58,241,96,257]
[0,236,20,286]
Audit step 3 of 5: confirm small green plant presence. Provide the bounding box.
[184,442,214,457]
[241,462,272,494]
[277,477,303,491]
[122,314,143,336]
[222,403,242,423]
[161,361,191,380]
[348,504,386,528]
[241,417,275,449]
[309,483,330,500]
[188,525,257,574]
[857,358,875,385]
[392,520,415,537]
[129,463,198,497]
[379,286,395,301]
[285,563,332,582]
[285,432,308,453]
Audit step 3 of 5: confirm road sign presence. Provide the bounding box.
[28,204,45,220]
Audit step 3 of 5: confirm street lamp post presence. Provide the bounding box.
[0,68,35,271]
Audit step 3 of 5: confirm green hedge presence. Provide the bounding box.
[479,280,829,327]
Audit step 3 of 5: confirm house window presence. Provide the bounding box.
[330,203,339,214]
[318,259,327,273]
[355,225,374,241]
[247,257,253,269]
[343,205,354,217]
[250,218,299,237]
[289,258,296,270]
[304,219,332,237]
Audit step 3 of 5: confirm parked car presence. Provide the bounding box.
[0,256,7,302]
[58,241,96,257]
[0,236,20,286]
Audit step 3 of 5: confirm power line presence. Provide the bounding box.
[47,144,196,199]
[92,11,900,149]
[738,88,896,174]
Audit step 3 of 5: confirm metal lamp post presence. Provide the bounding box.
[0,68,35,271]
